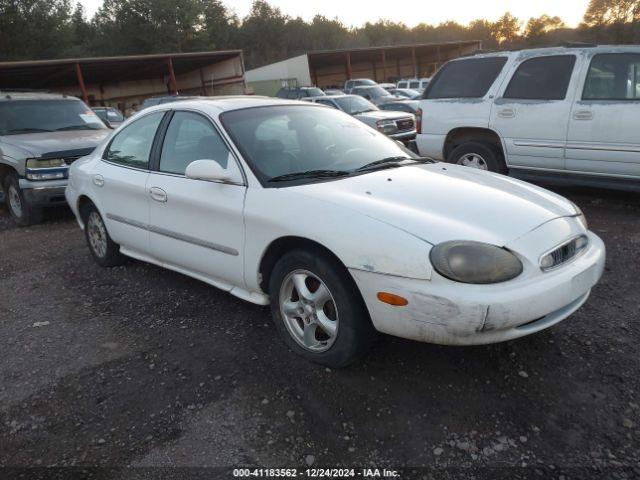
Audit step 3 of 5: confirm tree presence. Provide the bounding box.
[524,15,565,45]
[491,12,521,45]
[0,0,76,60]
[582,0,640,42]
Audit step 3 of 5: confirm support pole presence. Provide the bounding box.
[345,52,352,80]
[199,68,207,96]
[166,57,178,94]
[75,63,89,105]
[381,50,387,82]
[412,47,418,78]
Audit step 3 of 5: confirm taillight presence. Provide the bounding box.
[415,108,422,134]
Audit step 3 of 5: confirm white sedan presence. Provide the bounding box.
[66,97,606,367]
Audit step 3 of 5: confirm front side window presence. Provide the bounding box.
[159,111,230,175]
[221,105,417,186]
[504,55,576,100]
[0,100,107,136]
[104,112,164,169]
[425,56,508,99]
[583,53,640,100]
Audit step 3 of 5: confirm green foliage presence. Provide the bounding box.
[1,0,639,66]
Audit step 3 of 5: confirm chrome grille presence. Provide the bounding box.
[540,235,588,271]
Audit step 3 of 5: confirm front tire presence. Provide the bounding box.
[447,141,507,174]
[4,174,43,226]
[269,248,376,368]
[81,203,126,267]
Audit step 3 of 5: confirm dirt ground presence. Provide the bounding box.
[0,185,638,479]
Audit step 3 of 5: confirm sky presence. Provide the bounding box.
[78,0,591,28]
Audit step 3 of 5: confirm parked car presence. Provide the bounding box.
[344,78,376,94]
[388,88,422,99]
[379,100,420,114]
[140,95,198,110]
[397,78,430,91]
[323,89,344,96]
[351,85,401,105]
[309,94,416,143]
[275,87,325,100]
[0,91,110,225]
[66,97,605,367]
[378,83,396,91]
[92,107,125,129]
[415,45,640,191]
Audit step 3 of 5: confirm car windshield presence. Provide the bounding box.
[333,96,378,114]
[365,86,392,98]
[94,108,124,123]
[304,88,325,97]
[221,105,419,186]
[0,100,107,135]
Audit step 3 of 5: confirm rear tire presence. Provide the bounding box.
[4,173,44,226]
[269,248,376,368]
[447,141,507,174]
[81,203,126,267]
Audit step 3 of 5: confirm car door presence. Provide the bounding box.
[566,52,640,177]
[147,109,247,288]
[490,55,580,171]
[95,110,165,254]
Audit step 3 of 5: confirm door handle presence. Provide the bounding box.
[498,108,516,118]
[149,187,167,203]
[573,110,594,121]
[92,174,104,187]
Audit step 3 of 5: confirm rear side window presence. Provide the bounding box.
[425,57,508,99]
[583,53,640,100]
[159,111,230,175]
[504,55,576,100]
[104,112,164,169]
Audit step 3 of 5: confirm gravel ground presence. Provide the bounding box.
[0,186,639,479]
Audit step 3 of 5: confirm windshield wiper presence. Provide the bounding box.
[55,125,97,131]
[355,156,433,172]
[268,169,350,183]
[6,128,53,134]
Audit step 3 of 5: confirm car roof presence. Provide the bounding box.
[460,44,640,61]
[0,91,78,101]
[141,95,326,113]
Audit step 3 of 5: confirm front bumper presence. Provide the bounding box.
[389,130,417,141]
[19,178,68,207]
[350,231,606,346]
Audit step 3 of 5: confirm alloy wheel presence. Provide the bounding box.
[87,211,108,259]
[458,153,488,170]
[8,185,23,218]
[279,269,339,352]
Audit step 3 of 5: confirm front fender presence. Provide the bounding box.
[243,188,433,292]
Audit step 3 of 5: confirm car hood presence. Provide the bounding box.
[0,130,110,157]
[355,110,413,121]
[293,163,577,246]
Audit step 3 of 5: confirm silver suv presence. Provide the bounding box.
[0,92,110,225]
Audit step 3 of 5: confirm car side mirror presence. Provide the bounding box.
[185,159,232,182]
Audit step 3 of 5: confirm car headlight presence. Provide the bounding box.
[25,158,67,181]
[430,241,523,284]
[376,119,397,134]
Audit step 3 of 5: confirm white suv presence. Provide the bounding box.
[415,46,640,191]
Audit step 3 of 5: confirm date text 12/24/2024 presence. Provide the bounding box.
[233,468,400,478]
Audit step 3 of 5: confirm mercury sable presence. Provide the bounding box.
[65,97,606,367]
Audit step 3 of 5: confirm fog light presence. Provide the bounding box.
[377,292,408,306]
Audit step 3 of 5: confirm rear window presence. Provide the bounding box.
[424,57,508,99]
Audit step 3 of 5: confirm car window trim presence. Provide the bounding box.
[150,107,247,186]
[101,109,169,171]
[502,54,577,101]
[581,52,640,102]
